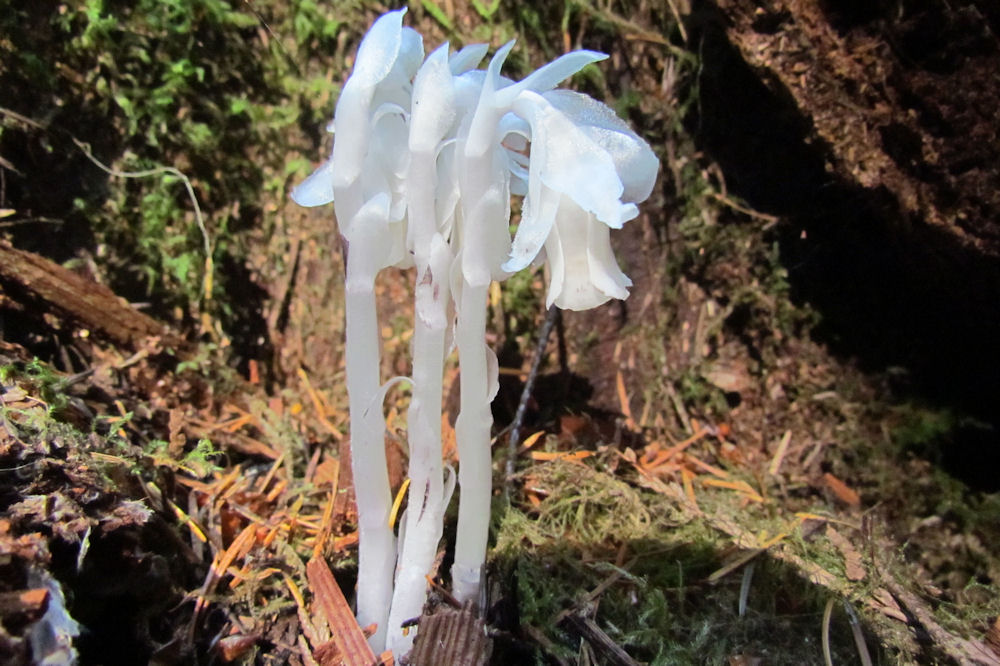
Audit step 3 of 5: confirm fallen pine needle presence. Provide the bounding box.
[530,450,594,463]
[519,430,546,452]
[258,455,285,494]
[313,488,340,560]
[681,468,699,510]
[228,566,281,590]
[297,367,343,440]
[708,548,765,583]
[616,371,637,430]
[685,455,729,479]
[196,522,257,617]
[389,478,410,529]
[169,500,208,543]
[284,571,324,651]
[701,478,765,503]
[759,530,791,550]
[655,426,708,461]
[333,532,359,551]
[265,478,289,504]
[794,512,861,530]
[768,430,792,476]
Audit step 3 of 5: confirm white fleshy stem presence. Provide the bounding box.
[385,150,452,657]
[385,291,448,655]
[451,279,493,603]
[449,57,508,600]
[344,244,397,651]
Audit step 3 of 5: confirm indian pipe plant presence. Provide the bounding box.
[292,8,658,659]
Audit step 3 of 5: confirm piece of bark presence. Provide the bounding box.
[882,576,1000,666]
[408,603,492,666]
[0,239,187,352]
[306,556,380,666]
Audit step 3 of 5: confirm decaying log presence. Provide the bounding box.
[0,239,187,353]
[713,0,1000,254]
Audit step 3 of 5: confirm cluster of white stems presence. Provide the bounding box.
[293,9,657,659]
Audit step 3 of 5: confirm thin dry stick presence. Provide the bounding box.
[738,560,755,617]
[843,601,874,666]
[71,137,213,302]
[504,304,558,498]
[822,597,835,666]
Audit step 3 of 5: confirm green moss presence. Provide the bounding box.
[493,461,887,664]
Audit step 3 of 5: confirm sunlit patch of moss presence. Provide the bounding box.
[493,460,887,664]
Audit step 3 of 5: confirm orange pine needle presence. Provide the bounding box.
[616,371,637,430]
[313,488,340,560]
[684,455,729,479]
[168,500,208,543]
[530,450,593,463]
[519,430,546,452]
[196,522,257,616]
[701,478,765,502]
[681,468,699,510]
[297,367,343,440]
[333,532,359,551]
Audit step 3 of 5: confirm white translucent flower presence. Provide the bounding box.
[500,89,658,309]
[292,9,424,272]
[543,194,634,310]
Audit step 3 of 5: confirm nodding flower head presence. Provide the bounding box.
[498,88,658,309]
[292,9,424,275]
[291,9,422,213]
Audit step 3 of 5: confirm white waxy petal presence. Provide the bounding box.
[544,90,658,203]
[329,12,421,192]
[502,184,559,273]
[450,43,489,74]
[410,44,457,154]
[586,214,632,300]
[543,196,632,310]
[342,193,393,289]
[329,84,373,189]
[495,50,607,107]
[352,10,408,85]
[291,159,335,207]
[512,90,634,228]
[396,27,425,80]
[463,41,516,158]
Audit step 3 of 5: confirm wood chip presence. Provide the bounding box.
[306,556,378,666]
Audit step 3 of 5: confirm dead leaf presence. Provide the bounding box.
[101,500,153,532]
[168,409,187,456]
[822,472,861,508]
[826,526,865,581]
[703,360,753,394]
